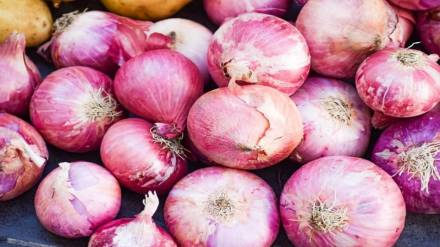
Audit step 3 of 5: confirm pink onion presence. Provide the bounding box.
[296,0,398,78]
[418,7,440,55]
[187,84,303,170]
[280,156,406,247]
[207,13,310,95]
[290,77,371,164]
[30,66,123,153]
[389,5,416,48]
[0,33,41,116]
[356,47,440,118]
[101,118,187,194]
[389,0,440,10]
[89,192,177,247]
[164,167,279,246]
[372,111,399,129]
[35,161,121,238]
[203,0,291,25]
[0,113,48,201]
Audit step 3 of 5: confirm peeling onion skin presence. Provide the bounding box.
[208,13,310,95]
[355,48,440,118]
[280,156,406,247]
[164,167,279,247]
[418,8,440,56]
[389,5,416,48]
[187,84,303,170]
[389,0,440,10]
[0,113,48,201]
[30,66,123,153]
[35,162,121,238]
[290,77,371,164]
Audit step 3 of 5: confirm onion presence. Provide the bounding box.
[89,192,177,247]
[371,111,400,129]
[203,0,291,25]
[0,33,41,116]
[296,0,398,78]
[35,161,121,238]
[389,5,416,48]
[280,156,406,247]
[389,0,440,10]
[30,66,123,153]
[356,47,440,118]
[101,118,187,194]
[187,84,303,170]
[418,7,440,56]
[290,77,371,164]
[145,18,213,82]
[0,113,48,201]
[164,167,279,246]
[294,0,308,6]
[207,13,310,95]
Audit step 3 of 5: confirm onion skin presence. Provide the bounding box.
[280,156,406,247]
[30,66,123,153]
[208,13,310,95]
[0,113,48,201]
[164,167,279,247]
[356,48,440,118]
[389,0,440,10]
[389,5,416,48]
[35,161,121,238]
[372,111,400,129]
[290,77,371,164]
[418,8,440,56]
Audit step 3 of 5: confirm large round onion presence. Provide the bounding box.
[101,118,187,194]
[389,0,440,10]
[30,66,123,153]
[164,167,279,247]
[418,7,440,55]
[280,156,406,247]
[290,77,371,164]
[356,47,440,118]
[187,84,303,170]
[35,161,121,238]
[0,113,48,201]
[207,13,310,95]
[296,0,398,78]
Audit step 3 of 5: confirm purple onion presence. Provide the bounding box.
[418,7,440,55]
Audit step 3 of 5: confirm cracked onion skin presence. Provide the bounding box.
[187,84,303,170]
[418,8,440,56]
[0,113,48,201]
[389,0,440,10]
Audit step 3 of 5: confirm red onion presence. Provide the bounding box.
[0,33,41,116]
[280,156,406,247]
[290,77,371,164]
[187,84,303,170]
[294,0,308,6]
[296,0,398,78]
[356,48,440,118]
[207,13,310,95]
[35,161,121,238]
[145,18,213,82]
[89,192,177,247]
[389,0,440,10]
[418,8,440,55]
[203,0,290,25]
[101,118,187,194]
[389,5,416,48]
[30,66,123,153]
[38,11,151,74]
[164,167,279,246]
[0,113,48,201]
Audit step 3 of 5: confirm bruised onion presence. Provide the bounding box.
[208,13,310,95]
[389,0,440,10]
[35,161,121,238]
[164,167,279,246]
[280,156,406,247]
[0,113,48,201]
[30,66,122,153]
[418,8,440,55]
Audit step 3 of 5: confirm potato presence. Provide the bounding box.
[0,0,53,47]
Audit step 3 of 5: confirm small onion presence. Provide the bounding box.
[207,13,310,95]
[389,0,440,10]
[356,47,440,118]
[164,167,279,247]
[290,77,371,164]
[389,5,416,48]
[280,156,406,247]
[35,161,121,238]
[0,113,48,201]
[371,111,399,129]
[30,66,123,153]
[294,0,308,6]
[418,7,440,55]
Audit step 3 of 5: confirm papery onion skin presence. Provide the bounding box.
[355,47,440,118]
[30,66,123,153]
[35,161,121,238]
[0,113,48,201]
[187,84,303,170]
[164,167,279,247]
[280,156,406,247]
[290,77,371,164]
[208,13,310,95]
[389,5,416,48]
[296,0,398,78]
[418,8,440,56]
[389,0,440,10]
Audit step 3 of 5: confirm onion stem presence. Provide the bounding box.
[310,199,348,232]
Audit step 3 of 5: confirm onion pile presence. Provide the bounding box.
[418,8,440,55]
[389,0,440,10]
